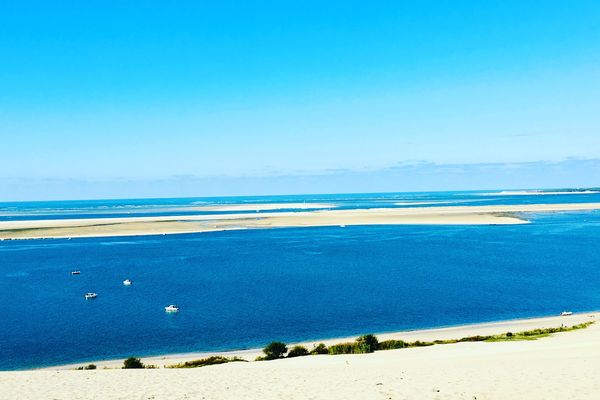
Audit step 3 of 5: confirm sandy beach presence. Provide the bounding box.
[2,312,597,399]
[2,202,600,240]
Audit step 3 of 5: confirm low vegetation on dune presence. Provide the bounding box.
[75,364,97,370]
[483,322,593,342]
[109,321,593,370]
[377,339,408,350]
[122,357,145,369]
[327,334,380,355]
[259,321,594,359]
[287,345,310,358]
[255,341,288,361]
[122,357,157,369]
[310,343,329,355]
[167,356,247,369]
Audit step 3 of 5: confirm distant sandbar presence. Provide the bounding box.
[1,202,599,240]
[191,203,335,212]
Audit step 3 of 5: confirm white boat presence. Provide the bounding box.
[165,304,179,313]
[84,292,97,300]
[71,270,81,275]
[123,279,132,286]
[560,311,573,316]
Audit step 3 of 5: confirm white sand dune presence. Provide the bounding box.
[1,312,597,399]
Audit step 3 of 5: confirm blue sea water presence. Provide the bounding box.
[2,189,600,221]
[1,191,600,370]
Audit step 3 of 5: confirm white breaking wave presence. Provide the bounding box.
[394,200,482,206]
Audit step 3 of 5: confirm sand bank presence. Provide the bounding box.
[191,202,335,212]
[480,190,600,196]
[2,312,597,399]
[1,202,600,240]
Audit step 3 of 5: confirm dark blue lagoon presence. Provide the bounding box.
[1,192,600,370]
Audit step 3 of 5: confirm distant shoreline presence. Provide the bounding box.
[190,202,336,212]
[2,202,600,240]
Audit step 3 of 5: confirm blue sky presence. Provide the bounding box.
[1,1,599,200]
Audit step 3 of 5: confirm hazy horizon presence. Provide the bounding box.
[1,1,599,201]
[3,158,600,202]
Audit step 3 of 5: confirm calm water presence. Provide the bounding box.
[1,191,600,370]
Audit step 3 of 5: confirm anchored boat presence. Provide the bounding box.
[560,311,573,316]
[164,304,179,313]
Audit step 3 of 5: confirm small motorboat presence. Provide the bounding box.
[560,311,573,316]
[84,292,98,300]
[165,304,179,313]
[71,270,81,275]
[123,279,132,286]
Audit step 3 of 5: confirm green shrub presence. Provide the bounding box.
[327,341,372,355]
[123,357,144,369]
[327,342,356,355]
[76,364,97,370]
[310,343,328,355]
[377,340,406,350]
[406,340,435,347]
[261,341,288,360]
[458,335,491,342]
[167,356,246,368]
[287,345,309,358]
[356,334,379,353]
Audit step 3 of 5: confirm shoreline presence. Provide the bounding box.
[2,202,600,240]
[5,314,600,400]
[43,310,598,371]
